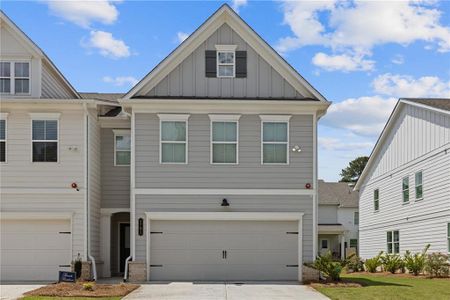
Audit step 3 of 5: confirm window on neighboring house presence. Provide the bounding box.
[114,130,131,166]
[402,176,409,203]
[387,230,400,254]
[159,115,189,164]
[374,189,379,211]
[217,49,235,78]
[354,211,359,225]
[211,118,239,164]
[32,120,58,162]
[350,239,358,249]
[415,171,423,199]
[321,239,328,249]
[0,119,6,162]
[261,116,290,164]
[0,61,30,94]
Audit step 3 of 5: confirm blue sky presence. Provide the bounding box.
[2,1,450,181]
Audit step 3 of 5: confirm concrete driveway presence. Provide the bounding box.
[123,282,330,300]
[0,283,44,300]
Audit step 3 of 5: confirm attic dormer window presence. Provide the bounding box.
[216,45,236,78]
[0,61,30,95]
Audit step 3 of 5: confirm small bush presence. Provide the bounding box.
[404,244,430,275]
[364,251,383,273]
[313,251,349,281]
[82,282,95,291]
[382,253,403,274]
[346,255,364,272]
[425,252,450,278]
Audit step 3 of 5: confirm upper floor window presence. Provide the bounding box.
[387,230,400,254]
[159,114,189,164]
[215,45,236,78]
[350,239,358,250]
[0,116,6,162]
[353,211,359,225]
[260,115,290,165]
[114,130,131,166]
[209,115,240,164]
[402,176,409,203]
[31,117,58,162]
[415,171,423,199]
[0,61,30,95]
[374,189,379,211]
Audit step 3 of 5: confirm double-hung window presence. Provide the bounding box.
[350,239,358,249]
[374,189,380,211]
[0,114,7,162]
[354,211,359,225]
[387,230,400,254]
[0,61,30,95]
[159,114,189,164]
[260,115,290,164]
[114,130,131,166]
[402,176,409,203]
[415,171,423,199]
[31,114,59,162]
[216,45,236,78]
[209,115,240,164]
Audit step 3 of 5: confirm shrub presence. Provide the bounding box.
[364,251,383,273]
[382,253,403,274]
[404,244,430,275]
[346,255,364,272]
[313,251,349,281]
[82,282,95,291]
[425,252,450,278]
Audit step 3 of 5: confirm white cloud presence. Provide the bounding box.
[103,76,138,87]
[176,31,189,44]
[321,96,397,137]
[277,1,450,71]
[372,73,450,98]
[312,52,375,72]
[45,0,121,28]
[391,54,405,65]
[319,137,373,151]
[85,30,130,59]
[231,0,248,12]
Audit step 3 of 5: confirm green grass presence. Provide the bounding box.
[315,273,450,300]
[21,297,121,300]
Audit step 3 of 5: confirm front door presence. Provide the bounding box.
[119,223,130,273]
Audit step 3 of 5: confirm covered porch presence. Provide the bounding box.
[318,224,347,260]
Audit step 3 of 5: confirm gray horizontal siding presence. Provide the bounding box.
[134,194,314,263]
[135,113,313,189]
[101,128,130,209]
[143,24,304,99]
[41,62,74,99]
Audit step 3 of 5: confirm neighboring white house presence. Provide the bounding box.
[318,180,359,259]
[355,98,450,259]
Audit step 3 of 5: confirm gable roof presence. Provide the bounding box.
[123,4,328,103]
[318,180,359,208]
[0,10,80,99]
[355,98,450,190]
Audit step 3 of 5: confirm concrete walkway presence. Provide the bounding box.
[0,284,44,300]
[123,282,330,300]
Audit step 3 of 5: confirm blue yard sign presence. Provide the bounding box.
[58,271,76,283]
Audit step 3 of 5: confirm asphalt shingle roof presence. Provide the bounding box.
[318,180,359,208]
[79,92,124,103]
[402,98,450,111]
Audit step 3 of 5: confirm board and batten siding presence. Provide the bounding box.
[359,104,450,258]
[135,113,313,189]
[142,24,303,99]
[134,194,314,263]
[100,128,130,209]
[41,62,75,99]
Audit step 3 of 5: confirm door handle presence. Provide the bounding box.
[222,250,225,259]
[224,250,227,259]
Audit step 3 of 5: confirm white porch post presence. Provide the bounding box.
[340,234,345,260]
[100,212,112,277]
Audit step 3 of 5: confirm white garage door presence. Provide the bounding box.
[0,219,72,281]
[150,220,299,281]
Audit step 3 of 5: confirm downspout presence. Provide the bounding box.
[83,103,97,281]
[123,255,132,282]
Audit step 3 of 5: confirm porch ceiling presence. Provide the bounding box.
[318,224,346,235]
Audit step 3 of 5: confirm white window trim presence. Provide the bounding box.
[353,211,359,226]
[113,129,131,167]
[260,115,291,165]
[415,170,424,200]
[402,176,409,203]
[0,60,31,96]
[374,188,380,212]
[387,230,400,254]
[158,114,190,164]
[209,115,240,165]
[0,113,8,164]
[447,222,450,253]
[215,45,237,78]
[30,117,59,163]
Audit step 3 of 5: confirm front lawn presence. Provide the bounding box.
[313,272,450,300]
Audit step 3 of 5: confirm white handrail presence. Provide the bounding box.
[88,255,97,281]
[123,256,132,282]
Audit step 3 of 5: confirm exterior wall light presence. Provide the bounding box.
[221,198,230,207]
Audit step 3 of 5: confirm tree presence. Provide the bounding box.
[339,156,369,182]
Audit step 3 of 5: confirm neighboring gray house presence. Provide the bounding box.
[355,99,450,259]
[318,180,359,259]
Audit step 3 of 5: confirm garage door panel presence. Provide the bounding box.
[152,249,225,265]
[1,265,71,282]
[150,265,230,281]
[222,264,297,281]
[2,249,71,266]
[226,250,297,265]
[1,233,70,249]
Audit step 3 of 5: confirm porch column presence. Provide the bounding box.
[340,234,345,260]
[100,212,112,277]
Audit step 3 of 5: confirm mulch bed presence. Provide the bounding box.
[309,280,363,288]
[23,282,140,298]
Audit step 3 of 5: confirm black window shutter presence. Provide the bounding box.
[205,50,216,77]
[235,51,247,78]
